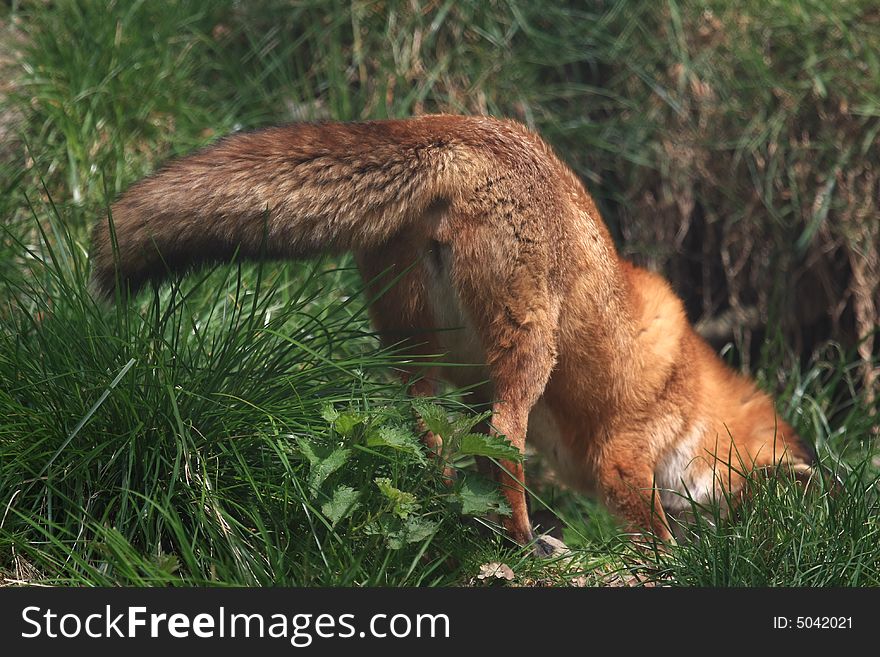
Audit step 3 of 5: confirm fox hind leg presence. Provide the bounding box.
[354,245,452,478]
[449,233,561,552]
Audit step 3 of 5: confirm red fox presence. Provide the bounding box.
[89,115,814,551]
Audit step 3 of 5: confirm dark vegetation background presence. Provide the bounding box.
[0,0,877,586]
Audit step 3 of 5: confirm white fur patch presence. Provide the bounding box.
[654,421,718,513]
[424,247,487,371]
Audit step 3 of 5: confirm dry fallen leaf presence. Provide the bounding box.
[477,562,515,581]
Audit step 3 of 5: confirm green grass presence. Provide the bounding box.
[1,0,878,587]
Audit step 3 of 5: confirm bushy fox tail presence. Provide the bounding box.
[88,115,483,300]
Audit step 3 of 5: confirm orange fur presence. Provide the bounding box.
[90,115,814,547]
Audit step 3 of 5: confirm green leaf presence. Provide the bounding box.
[333,409,365,438]
[366,425,427,463]
[385,517,439,550]
[451,410,492,436]
[296,437,351,494]
[375,477,420,519]
[412,400,455,438]
[153,553,180,577]
[457,475,511,516]
[320,403,339,423]
[296,436,322,468]
[321,485,360,526]
[458,433,522,460]
[310,447,351,492]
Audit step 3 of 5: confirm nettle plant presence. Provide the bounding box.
[297,401,519,549]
